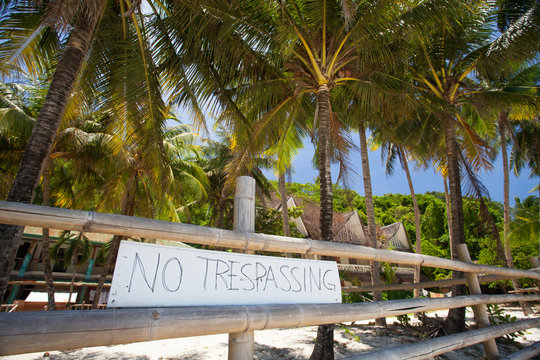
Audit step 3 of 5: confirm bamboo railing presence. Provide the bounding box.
[1,176,539,359]
[1,294,538,356]
[1,200,538,280]
[347,317,540,360]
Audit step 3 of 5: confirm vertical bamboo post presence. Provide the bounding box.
[229,176,255,360]
[233,176,256,235]
[457,243,499,360]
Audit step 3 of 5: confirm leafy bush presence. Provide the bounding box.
[486,304,524,343]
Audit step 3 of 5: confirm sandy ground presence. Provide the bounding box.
[2,306,540,360]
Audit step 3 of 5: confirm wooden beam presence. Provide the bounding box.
[500,341,540,360]
[8,279,110,288]
[342,274,509,293]
[1,294,538,356]
[2,201,540,280]
[345,317,540,360]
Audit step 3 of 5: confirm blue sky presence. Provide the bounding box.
[263,136,538,206]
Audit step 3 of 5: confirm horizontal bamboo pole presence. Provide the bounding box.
[342,274,508,293]
[2,201,540,280]
[500,341,540,360]
[346,317,540,360]
[0,294,538,356]
[8,279,110,287]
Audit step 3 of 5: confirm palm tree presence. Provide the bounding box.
[50,231,92,307]
[508,195,539,256]
[89,116,211,307]
[392,1,539,332]
[41,160,56,310]
[0,0,181,301]
[0,0,107,300]
[0,0,181,304]
[376,133,423,297]
[0,81,37,198]
[358,121,386,326]
[511,119,540,190]
[278,171,291,237]
[160,122,210,223]
[158,1,474,356]
[0,78,60,308]
[493,63,539,313]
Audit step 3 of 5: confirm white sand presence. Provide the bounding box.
[2,306,539,360]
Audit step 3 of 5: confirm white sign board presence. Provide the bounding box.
[107,241,341,307]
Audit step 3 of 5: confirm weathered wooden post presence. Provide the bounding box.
[457,243,499,360]
[229,176,256,360]
[529,257,540,295]
[233,176,256,235]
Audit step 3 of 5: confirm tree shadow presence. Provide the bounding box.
[254,342,308,359]
[169,350,216,360]
[38,351,151,360]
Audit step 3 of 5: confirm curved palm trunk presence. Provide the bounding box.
[67,258,76,307]
[359,122,386,327]
[215,188,228,229]
[443,177,454,251]
[499,114,532,315]
[0,0,107,301]
[279,172,290,237]
[499,114,515,267]
[398,147,422,298]
[42,160,56,310]
[536,133,540,205]
[443,119,466,334]
[310,84,334,360]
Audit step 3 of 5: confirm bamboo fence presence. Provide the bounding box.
[1,178,539,360]
[0,294,538,356]
[1,200,539,280]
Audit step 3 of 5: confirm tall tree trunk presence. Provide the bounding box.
[42,160,56,310]
[279,172,290,237]
[499,114,532,314]
[359,122,386,327]
[256,186,267,209]
[398,147,422,298]
[0,0,107,301]
[215,188,228,229]
[310,84,334,360]
[536,130,540,205]
[67,259,76,307]
[500,113,515,268]
[92,175,138,309]
[443,178,453,247]
[443,118,466,334]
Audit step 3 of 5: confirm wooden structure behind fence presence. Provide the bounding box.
[0,177,539,359]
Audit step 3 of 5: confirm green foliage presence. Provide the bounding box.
[382,262,396,285]
[50,231,92,269]
[509,196,539,269]
[421,234,451,280]
[384,290,413,301]
[486,304,524,343]
[421,197,447,240]
[342,291,371,304]
[396,314,411,327]
[255,207,304,237]
[284,181,530,283]
[477,236,504,266]
[341,327,361,343]
[286,182,321,203]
